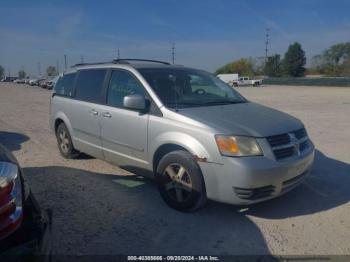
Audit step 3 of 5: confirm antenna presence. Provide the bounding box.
[171,43,175,64]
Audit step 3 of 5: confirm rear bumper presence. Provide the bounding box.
[0,192,49,258]
[200,143,315,205]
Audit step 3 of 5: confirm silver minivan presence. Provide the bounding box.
[50,59,314,211]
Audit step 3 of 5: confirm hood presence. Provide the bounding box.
[175,102,303,137]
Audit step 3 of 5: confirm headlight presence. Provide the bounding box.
[215,135,262,157]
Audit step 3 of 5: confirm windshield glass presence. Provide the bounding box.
[139,68,247,108]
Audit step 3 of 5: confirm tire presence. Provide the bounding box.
[56,123,79,159]
[155,150,207,212]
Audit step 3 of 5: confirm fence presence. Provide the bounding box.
[263,77,350,87]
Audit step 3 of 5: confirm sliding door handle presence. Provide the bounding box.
[102,112,112,119]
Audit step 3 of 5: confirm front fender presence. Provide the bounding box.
[150,131,213,166]
[52,112,75,141]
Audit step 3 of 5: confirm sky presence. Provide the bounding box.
[1,0,350,76]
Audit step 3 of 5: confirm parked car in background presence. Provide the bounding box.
[46,76,59,90]
[13,79,25,84]
[38,78,48,89]
[50,59,315,212]
[0,143,48,258]
[24,78,30,85]
[29,79,38,86]
[1,77,18,82]
[232,76,263,87]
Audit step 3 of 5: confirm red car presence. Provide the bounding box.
[0,144,49,259]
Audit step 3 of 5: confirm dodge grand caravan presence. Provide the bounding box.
[50,59,315,211]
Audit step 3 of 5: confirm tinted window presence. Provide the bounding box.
[54,73,76,97]
[139,68,246,108]
[75,69,107,103]
[107,70,146,108]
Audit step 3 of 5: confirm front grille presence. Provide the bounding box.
[274,146,295,159]
[267,128,309,160]
[266,134,290,147]
[234,185,275,200]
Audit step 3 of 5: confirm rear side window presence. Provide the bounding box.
[54,73,76,97]
[75,69,107,103]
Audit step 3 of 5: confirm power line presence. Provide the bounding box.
[171,43,175,64]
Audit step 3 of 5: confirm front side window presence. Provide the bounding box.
[107,70,146,108]
[139,68,247,108]
[75,69,107,103]
[54,73,76,97]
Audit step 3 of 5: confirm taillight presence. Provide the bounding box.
[0,161,23,240]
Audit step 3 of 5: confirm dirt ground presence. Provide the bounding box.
[0,82,350,256]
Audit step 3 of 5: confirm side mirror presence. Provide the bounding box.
[123,94,147,111]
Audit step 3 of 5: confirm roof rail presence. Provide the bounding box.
[71,59,171,68]
[71,61,112,68]
[112,59,170,65]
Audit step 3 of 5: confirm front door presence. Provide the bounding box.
[100,69,149,169]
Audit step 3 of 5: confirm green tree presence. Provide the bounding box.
[0,65,4,79]
[215,58,254,76]
[18,70,26,79]
[324,42,350,65]
[264,54,283,77]
[283,42,306,77]
[46,66,57,76]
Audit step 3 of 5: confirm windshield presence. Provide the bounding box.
[139,68,247,108]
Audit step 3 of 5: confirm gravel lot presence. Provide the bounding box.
[1,82,350,256]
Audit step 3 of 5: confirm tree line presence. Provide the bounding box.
[216,42,350,78]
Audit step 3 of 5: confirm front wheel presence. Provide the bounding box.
[155,150,207,212]
[56,123,79,159]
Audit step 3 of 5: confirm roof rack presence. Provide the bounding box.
[72,58,170,68]
[112,59,170,65]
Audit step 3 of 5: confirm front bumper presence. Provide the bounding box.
[199,142,315,205]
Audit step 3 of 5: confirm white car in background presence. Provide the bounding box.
[47,76,60,90]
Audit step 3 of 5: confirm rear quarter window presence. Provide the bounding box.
[75,69,107,103]
[54,73,76,97]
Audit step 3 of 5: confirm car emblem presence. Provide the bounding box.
[289,133,300,155]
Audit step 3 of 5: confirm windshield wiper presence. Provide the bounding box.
[202,100,247,106]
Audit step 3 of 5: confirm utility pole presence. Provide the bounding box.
[64,54,67,71]
[56,60,60,75]
[171,43,175,64]
[81,55,84,64]
[37,62,41,76]
[8,68,11,77]
[265,28,270,64]
[117,48,120,59]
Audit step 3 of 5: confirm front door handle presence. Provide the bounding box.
[90,109,98,116]
[102,112,112,119]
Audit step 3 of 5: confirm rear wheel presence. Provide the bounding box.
[155,150,207,212]
[56,123,79,159]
